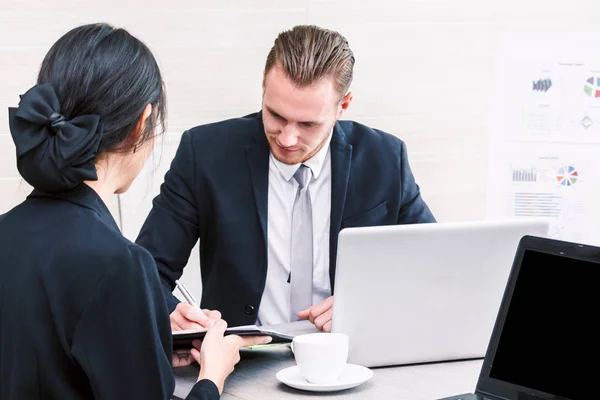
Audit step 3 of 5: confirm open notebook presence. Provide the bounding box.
[172,324,295,349]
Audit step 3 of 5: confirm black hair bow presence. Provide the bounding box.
[8,83,103,193]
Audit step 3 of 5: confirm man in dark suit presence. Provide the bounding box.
[136,25,435,333]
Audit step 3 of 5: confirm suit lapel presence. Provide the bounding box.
[245,135,270,250]
[329,123,352,290]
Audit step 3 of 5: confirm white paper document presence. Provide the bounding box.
[487,33,600,246]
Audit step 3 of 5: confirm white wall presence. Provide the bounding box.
[2,0,599,298]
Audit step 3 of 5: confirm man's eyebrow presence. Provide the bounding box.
[266,106,285,120]
[266,105,320,125]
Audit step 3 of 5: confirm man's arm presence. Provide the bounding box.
[397,140,436,224]
[136,130,201,313]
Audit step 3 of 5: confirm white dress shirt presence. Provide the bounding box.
[257,133,333,325]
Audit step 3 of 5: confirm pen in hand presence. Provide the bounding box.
[175,280,198,307]
[174,280,221,329]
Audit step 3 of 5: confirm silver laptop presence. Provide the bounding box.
[330,218,550,368]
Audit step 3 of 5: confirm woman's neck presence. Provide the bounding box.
[84,157,122,207]
[84,179,117,208]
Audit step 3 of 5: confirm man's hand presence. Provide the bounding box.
[172,349,196,368]
[170,302,221,331]
[298,296,334,332]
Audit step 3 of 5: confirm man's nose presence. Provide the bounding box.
[277,124,298,148]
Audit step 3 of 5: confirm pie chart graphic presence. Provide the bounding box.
[556,165,578,186]
[584,77,600,98]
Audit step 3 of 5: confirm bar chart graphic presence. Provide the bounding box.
[532,78,552,92]
[511,167,537,182]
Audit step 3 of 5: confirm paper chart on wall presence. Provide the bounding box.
[486,34,600,246]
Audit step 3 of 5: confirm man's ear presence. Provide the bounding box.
[338,91,353,118]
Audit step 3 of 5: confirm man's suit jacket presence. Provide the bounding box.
[136,111,436,326]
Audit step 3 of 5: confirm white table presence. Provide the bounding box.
[173,322,482,399]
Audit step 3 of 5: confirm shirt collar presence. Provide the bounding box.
[271,128,333,182]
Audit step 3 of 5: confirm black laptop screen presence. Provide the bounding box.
[488,249,598,398]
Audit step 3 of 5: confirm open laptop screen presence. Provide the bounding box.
[485,248,598,399]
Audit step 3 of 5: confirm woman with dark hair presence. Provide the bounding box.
[0,23,269,399]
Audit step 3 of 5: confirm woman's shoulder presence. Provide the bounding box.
[53,217,160,312]
[70,220,155,277]
[12,195,155,277]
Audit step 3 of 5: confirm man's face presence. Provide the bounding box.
[262,63,351,165]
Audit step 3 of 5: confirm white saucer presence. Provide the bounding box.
[276,364,373,392]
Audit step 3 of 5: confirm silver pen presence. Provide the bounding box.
[175,280,198,307]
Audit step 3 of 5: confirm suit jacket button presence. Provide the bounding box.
[245,305,255,315]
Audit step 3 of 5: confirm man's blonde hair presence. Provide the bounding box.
[264,25,355,99]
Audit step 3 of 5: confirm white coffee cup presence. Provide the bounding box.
[291,332,349,384]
